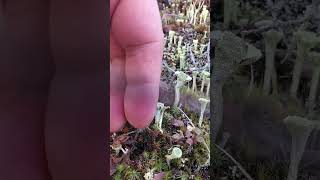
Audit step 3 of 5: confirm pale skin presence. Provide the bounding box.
[110,0,164,132]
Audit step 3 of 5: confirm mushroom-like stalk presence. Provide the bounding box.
[262,30,283,95]
[181,45,187,56]
[192,1,203,25]
[205,77,210,97]
[224,0,239,28]
[187,3,195,22]
[198,98,210,127]
[177,36,183,49]
[165,147,183,168]
[193,39,199,54]
[212,31,262,142]
[203,31,208,40]
[174,71,192,107]
[200,5,209,24]
[176,19,184,26]
[168,30,175,43]
[154,102,169,133]
[200,44,207,53]
[307,52,320,114]
[143,168,155,180]
[283,116,320,180]
[164,36,167,47]
[200,70,210,93]
[290,31,320,98]
[173,35,178,45]
[110,144,127,156]
[192,70,199,92]
[244,43,262,96]
[168,30,175,50]
[179,53,186,70]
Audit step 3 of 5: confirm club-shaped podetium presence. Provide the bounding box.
[143,168,155,180]
[154,102,170,133]
[205,77,210,97]
[283,116,320,180]
[211,31,262,142]
[165,147,183,168]
[307,52,320,114]
[168,30,175,50]
[192,70,199,92]
[262,30,283,95]
[198,97,210,127]
[174,71,192,107]
[193,39,199,55]
[200,70,210,93]
[290,31,320,98]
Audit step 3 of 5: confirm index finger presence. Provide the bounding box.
[111,0,164,128]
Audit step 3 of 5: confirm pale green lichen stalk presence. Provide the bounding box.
[283,116,320,180]
[168,30,175,50]
[174,71,192,107]
[212,31,261,142]
[307,52,320,114]
[177,35,183,49]
[192,70,199,92]
[154,102,170,133]
[290,31,320,98]
[199,5,209,24]
[165,147,183,168]
[262,30,283,95]
[205,77,210,97]
[200,70,210,93]
[224,0,240,28]
[198,98,210,127]
[193,39,199,55]
[110,144,128,156]
[143,168,155,180]
[212,31,246,142]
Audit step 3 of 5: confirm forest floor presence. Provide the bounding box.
[110,0,211,179]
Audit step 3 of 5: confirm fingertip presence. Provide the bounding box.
[124,84,159,129]
[110,96,126,133]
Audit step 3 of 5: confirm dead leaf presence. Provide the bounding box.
[172,119,184,127]
[154,172,165,180]
[172,133,184,141]
[110,159,117,176]
[194,127,202,135]
[186,138,194,145]
[185,129,193,138]
[195,136,205,143]
[111,155,123,164]
[115,134,130,143]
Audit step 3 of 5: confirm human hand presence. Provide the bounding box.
[110,0,164,132]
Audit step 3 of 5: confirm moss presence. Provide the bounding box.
[124,168,141,180]
[113,164,142,180]
[256,162,287,180]
[211,146,227,169]
[163,171,173,180]
[191,144,209,166]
